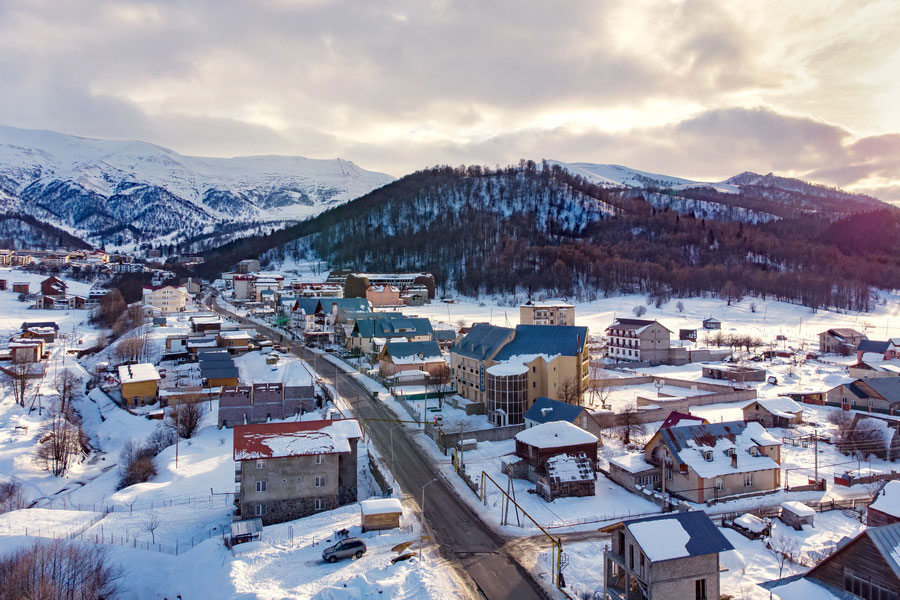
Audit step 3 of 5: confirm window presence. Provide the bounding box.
[714,478,724,491]
[744,473,753,487]
[315,475,325,487]
[256,459,266,469]
[629,545,634,569]
[315,454,324,464]
[749,446,759,456]
[704,451,713,462]
[315,498,323,511]
[666,468,673,480]
[254,503,267,516]
[256,480,267,492]
[695,578,707,600]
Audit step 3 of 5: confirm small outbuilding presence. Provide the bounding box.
[780,501,815,530]
[537,453,596,501]
[703,317,722,330]
[868,480,900,527]
[730,513,770,539]
[742,397,803,428]
[229,518,263,546]
[360,498,403,532]
[514,420,599,474]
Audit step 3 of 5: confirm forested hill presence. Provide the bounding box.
[199,162,900,312]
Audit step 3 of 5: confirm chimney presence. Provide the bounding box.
[731,453,738,469]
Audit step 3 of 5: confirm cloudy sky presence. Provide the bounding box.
[1,0,899,200]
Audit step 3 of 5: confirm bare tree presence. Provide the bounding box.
[53,369,82,416]
[632,305,647,318]
[35,409,85,477]
[0,481,24,514]
[590,379,612,409]
[768,535,801,578]
[2,356,36,406]
[618,403,647,446]
[828,410,855,454]
[0,539,121,599]
[118,440,157,490]
[426,370,454,410]
[166,402,204,439]
[113,335,149,364]
[556,377,581,405]
[750,302,758,313]
[143,512,161,544]
[675,301,685,313]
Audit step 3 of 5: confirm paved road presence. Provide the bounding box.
[209,298,553,600]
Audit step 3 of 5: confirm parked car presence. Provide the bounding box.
[273,344,288,353]
[322,537,367,562]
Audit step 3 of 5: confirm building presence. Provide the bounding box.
[432,329,458,350]
[607,453,660,494]
[348,317,434,354]
[20,321,59,341]
[118,363,161,406]
[11,282,29,294]
[850,359,900,379]
[218,380,316,428]
[9,338,45,362]
[519,301,574,326]
[40,276,67,297]
[702,364,767,383]
[377,341,446,379]
[819,328,866,354]
[365,284,401,307]
[742,397,803,428]
[679,328,697,342]
[644,420,782,503]
[233,274,255,300]
[702,317,722,330]
[868,481,900,527]
[217,330,252,353]
[360,498,402,532]
[190,316,223,333]
[233,419,361,525]
[235,258,261,274]
[605,319,674,364]
[330,271,435,300]
[602,511,733,600]
[538,453,596,501]
[857,339,900,362]
[826,378,900,414]
[451,323,590,421]
[142,285,188,314]
[780,501,815,529]
[523,396,602,437]
[762,523,900,600]
[198,351,240,387]
[514,420,599,474]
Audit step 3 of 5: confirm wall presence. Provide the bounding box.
[239,453,340,525]
[427,423,525,451]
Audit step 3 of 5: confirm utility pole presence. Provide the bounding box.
[660,449,667,512]
[814,426,818,488]
[175,403,180,468]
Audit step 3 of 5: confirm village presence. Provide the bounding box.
[1,257,900,599]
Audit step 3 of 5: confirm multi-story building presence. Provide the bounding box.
[233,419,361,525]
[142,285,188,314]
[519,301,575,326]
[605,318,673,363]
[818,327,866,354]
[118,363,161,406]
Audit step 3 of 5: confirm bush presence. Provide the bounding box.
[117,440,157,490]
[632,305,647,317]
[146,425,177,456]
[0,481,24,514]
[0,539,121,600]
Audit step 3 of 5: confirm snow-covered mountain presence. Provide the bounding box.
[0,125,395,246]
[548,161,740,194]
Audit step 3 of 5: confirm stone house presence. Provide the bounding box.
[742,397,804,428]
[602,511,733,600]
[233,419,361,525]
[826,378,900,414]
[819,328,866,354]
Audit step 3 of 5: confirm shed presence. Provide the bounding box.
[703,317,722,330]
[868,480,900,527]
[360,498,402,532]
[230,518,263,545]
[514,420,599,474]
[780,501,815,530]
[742,397,803,428]
[730,513,770,539]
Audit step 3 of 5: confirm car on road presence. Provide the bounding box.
[322,537,367,562]
[273,344,288,353]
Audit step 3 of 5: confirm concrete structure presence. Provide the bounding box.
[142,285,188,314]
[514,420,598,475]
[607,453,660,494]
[602,511,733,600]
[233,274,255,300]
[359,498,402,532]
[742,397,803,428]
[329,271,435,299]
[519,301,574,326]
[118,363,161,406]
[9,338,44,362]
[780,501,815,529]
[235,258,260,274]
[605,319,675,364]
[233,419,361,525]
[702,364,767,383]
[644,421,782,504]
[218,381,315,428]
[819,328,866,354]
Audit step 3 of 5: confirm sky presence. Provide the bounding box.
[1,0,899,201]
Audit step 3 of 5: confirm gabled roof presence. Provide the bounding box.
[382,341,443,363]
[806,523,900,583]
[233,419,362,460]
[861,378,900,403]
[655,420,781,478]
[432,329,458,341]
[659,411,708,429]
[452,323,514,361]
[870,481,900,519]
[293,298,324,315]
[353,317,434,339]
[493,325,588,360]
[745,396,803,418]
[824,328,864,341]
[858,339,892,354]
[20,321,59,332]
[524,396,584,425]
[320,298,370,313]
[604,511,733,562]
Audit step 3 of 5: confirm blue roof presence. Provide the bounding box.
[493,325,588,361]
[861,377,900,403]
[353,317,434,339]
[452,323,514,361]
[623,511,733,559]
[433,329,458,341]
[858,339,891,354]
[524,397,583,424]
[383,341,443,360]
[320,298,370,313]
[293,298,323,315]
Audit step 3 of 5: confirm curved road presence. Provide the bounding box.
[209,297,553,600]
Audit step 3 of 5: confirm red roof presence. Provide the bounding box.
[233,419,362,460]
[659,411,708,429]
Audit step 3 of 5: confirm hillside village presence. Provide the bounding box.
[1,257,900,599]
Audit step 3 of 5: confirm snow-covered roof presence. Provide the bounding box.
[515,420,598,449]
[359,498,402,516]
[781,501,815,517]
[629,518,692,561]
[118,363,160,384]
[870,481,900,518]
[734,513,768,533]
[746,396,803,419]
[662,421,781,479]
[520,301,574,308]
[546,453,594,483]
[233,419,362,460]
[608,453,655,473]
[486,361,529,376]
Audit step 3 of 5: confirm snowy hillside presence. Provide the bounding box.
[0,125,395,246]
[548,160,740,194]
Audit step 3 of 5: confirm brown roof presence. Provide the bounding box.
[233,419,362,460]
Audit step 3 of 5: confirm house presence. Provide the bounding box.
[118,363,161,406]
[523,396,602,438]
[20,321,59,341]
[218,379,315,428]
[365,284,401,307]
[679,328,697,342]
[348,317,434,354]
[605,318,673,363]
[644,421,782,503]
[850,359,900,379]
[190,316,223,333]
[742,397,804,428]
[232,419,361,525]
[537,453,596,501]
[826,378,900,414]
[198,351,240,387]
[819,328,866,354]
[217,330,252,353]
[9,338,45,362]
[11,282,29,294]
[519,301,575,326]
[607,453,660,495]
[602,511,733,600]
[377,341,446,379]
[432,329,458,350]
[780,501,815,529]
[40,276,67,297]
[702,317,722,330]
[331,271,435,300]
[514,420,599,474]
[20,326,58,343]
[451,323,590,424]
[868,481,900,527]
[762,523,900,600]
[142,285,188,314]
[857,339,900,362]
[360,498,402,532]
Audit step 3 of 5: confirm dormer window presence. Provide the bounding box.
[725,448,735,457]
[749,447,759,456]
[704,450,713,462]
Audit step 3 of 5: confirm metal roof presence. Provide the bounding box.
[230,518,263,537]
[524,397,583,425]
[452,323,514,361]
[493,325,588,361]
[432,329,458,341]
[201,364,239,379]
[858,339,892,354]
[383,340,443,360]
[353,317,434,339]
[859,523,900,579]
[623,511,734,559]
[862,377,900,403]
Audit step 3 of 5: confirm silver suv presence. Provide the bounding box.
[322,537,367,562]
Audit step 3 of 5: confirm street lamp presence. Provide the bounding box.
[420,477,439,559]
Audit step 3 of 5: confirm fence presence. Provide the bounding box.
[426,422,525,452]
[30,492,234,514]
